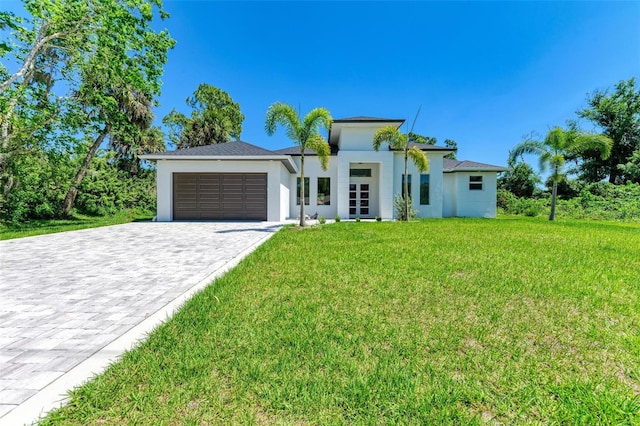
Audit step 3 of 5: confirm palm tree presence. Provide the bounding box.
[265,102,331,226]
[373,126,429,221]
[509,127,611,221]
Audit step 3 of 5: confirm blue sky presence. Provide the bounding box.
[4,1,639,168]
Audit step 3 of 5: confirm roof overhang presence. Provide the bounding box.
[140,154,298,173]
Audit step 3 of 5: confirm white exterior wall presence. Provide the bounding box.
[443,173,457,217]
[336,150,395,219]
[155,159,291,222]
[392,153,444,218]
[287,156,338,219]
[454,172,498,218]
[338,127,389,151]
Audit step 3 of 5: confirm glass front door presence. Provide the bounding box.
[349,183,370,217]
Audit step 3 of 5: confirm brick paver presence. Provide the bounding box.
[0,221,281,423]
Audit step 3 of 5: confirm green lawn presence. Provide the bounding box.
[0,210,153,240]
[42,218,640,424]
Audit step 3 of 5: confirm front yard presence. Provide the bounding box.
[42,218,640,424]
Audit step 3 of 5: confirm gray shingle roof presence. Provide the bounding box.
[159,141,277,156]
[443,158,507,172]
[273,146,338,156]
[389,142,454,152]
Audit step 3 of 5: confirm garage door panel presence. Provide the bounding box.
[173,173,267,220]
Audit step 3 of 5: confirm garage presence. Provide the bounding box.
[173,173,267,220]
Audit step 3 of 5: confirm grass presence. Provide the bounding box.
[42,217,640,424]
[0,210,153,240]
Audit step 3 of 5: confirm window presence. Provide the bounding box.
[317,177,330,205]
[350,168,372,177]
[401,174,412,197]
[420,174,430,205]
[469,175,483,190]
[297,177,310,205]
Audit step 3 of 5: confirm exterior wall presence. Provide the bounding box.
[155,159,291,222]
[453,172,498,218]
[392,153,445,218]
[336,150,395,219]
[338,127,388,151]
[443,173,457,217]
[287,156,339,219]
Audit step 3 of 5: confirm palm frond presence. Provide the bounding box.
[373,126,405,151]
[572,133,613,160]
[509,139,546,163]
[307,133,331,171]
[408,145,429,172]
[544,127,567,151]
[302,107,332,135]
[264,102,301,140]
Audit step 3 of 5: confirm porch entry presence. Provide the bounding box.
[348,164,379,218]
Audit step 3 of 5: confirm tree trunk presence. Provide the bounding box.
[549,182,558,221]
[62,124,110,216]
[403,149,409,221]
[299,153,305,227]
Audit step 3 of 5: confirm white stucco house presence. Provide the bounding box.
[142,116,505,222]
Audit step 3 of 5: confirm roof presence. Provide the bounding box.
[273,145,339,156]
[333,116,406,123]
[443,158,507,172]
[147,141,277,157]
[140,141,298,173]
[389,142,455,152]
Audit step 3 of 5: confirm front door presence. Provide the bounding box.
[349,183,370,218]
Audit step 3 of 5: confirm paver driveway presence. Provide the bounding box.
[0,221,281,424]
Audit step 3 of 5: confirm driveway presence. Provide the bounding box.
[0,221,281,425]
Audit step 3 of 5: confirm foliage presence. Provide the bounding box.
[334,215,340,222]
[318,215,326,224]
[75,152,156,216]
[407,132,436,145]
[618,149,640,183]
[443,138,457,160]
[578,77,640,184]
[265,102,332,226]
[373,125,428,220]
[42,219,640,424]
[393,194,417,220]
[498,161,541,197]
[1,0,174,220]
[509,127,611,220]
[498,182,640,221]
[162,83,244,149]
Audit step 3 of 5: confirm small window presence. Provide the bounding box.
[317,177,330,205]
[350,168,372,177]
[401,174,412,197]
[469,175,483,191]
[297,177,310,205]
[420,174,430,205]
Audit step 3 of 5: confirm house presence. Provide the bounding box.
[142,116,506,221]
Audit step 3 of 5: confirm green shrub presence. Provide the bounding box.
[334,215,341,223]
[318,215,326,224]
[393,194,417,220]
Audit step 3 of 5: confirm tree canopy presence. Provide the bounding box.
[578,77,640,184]
[162,84,244,149]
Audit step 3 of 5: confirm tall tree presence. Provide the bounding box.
[162,84,244,149]
[265,102,331,226]
[499,158,541,198]
[578,77,640,184]
[60,0,174,216]
[509,127,611,220]
[407,132,436,145]
[373,126,429,221]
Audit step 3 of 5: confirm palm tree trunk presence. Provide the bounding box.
[299,154,305,227]
[62,124,111,216]
[404,149,409,221]
[549,182,558,221]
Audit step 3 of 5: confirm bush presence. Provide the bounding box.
[334,215,341,223]
[318,215,326,224]
[393,194,417,221]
